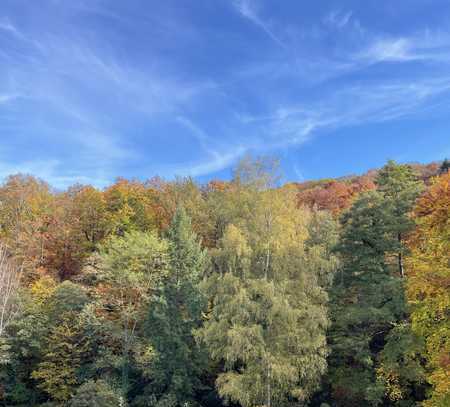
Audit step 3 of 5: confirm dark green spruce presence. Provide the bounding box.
[145,208,208,406]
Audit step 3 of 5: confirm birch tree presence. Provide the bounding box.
[198,188,334,407]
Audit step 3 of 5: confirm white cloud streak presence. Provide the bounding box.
[239,76,450,154]
[324,10,353,29]
[355,31,450,64]
[2,2,450,186]
[172,147,247,177]
[174,116,249,176]
[232,0,287,49]
[0,17,217,186]
[357,37,420,63]
[0,18,20,36]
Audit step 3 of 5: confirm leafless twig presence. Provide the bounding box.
[0,243,22,337]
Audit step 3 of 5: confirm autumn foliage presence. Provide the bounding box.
[296,175,375,214]
[0,159,447,407]
[407,172,450,406]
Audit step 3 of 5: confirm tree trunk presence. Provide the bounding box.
[398,233,404,278]
[265,246,270,281]
[0,245,22,337]
[122,319,130,398]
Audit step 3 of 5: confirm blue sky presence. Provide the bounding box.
[1,0,450,188]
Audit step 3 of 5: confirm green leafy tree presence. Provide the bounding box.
[145,208,207,406]
[69,380,123,407]
[99,231,169,398]
[198,188,334,407]
[0,279,91,405]
[31,282,91,403]
[31,313,89,402]
[0,294,48,405]
[47,280,90,319]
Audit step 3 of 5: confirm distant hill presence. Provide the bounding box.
[291,161,443,214]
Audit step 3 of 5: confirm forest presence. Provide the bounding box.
[0,157,448,407]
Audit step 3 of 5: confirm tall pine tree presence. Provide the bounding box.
[328,161,424,406]
[145,207,207,406]
[375,160,423,278]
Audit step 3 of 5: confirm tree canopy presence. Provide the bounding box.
[0,158,447,407]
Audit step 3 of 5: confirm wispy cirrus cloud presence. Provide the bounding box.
[354,30,450,65]
[232,0,287,49]
[0,18,20,36]
[238,76,450,153]
[324,10,353,29]
[358,38,415,62]
[1,1,450,186]
[176,116,213,152]
[160,21,450,175]
[0,8,218,186]
[224,13,450,155]
[174,116,250,176]
[173,147,247,178]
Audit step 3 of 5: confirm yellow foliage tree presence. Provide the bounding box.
[407,172,450,406]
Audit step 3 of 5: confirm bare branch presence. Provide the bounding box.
[0,243,23,337]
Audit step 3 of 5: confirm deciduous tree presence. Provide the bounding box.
[407,172,450,406]
[98,231,169,397]
[198,187,333,407]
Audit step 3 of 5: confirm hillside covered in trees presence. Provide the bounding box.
[0,158,449,407]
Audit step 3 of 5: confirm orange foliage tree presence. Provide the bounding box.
[0,175,54,280]
[296,176,375,215]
